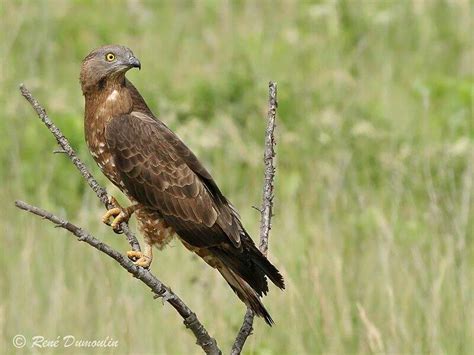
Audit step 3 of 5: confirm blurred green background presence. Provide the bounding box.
[1,1,473,354]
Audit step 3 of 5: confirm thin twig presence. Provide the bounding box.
[19,84,140,251]
[15,200,221,355]
[17,85,221,355]
[259,81,278,255]
[231,81,278,355]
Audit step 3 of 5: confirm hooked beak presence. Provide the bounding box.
[128,56,141,70]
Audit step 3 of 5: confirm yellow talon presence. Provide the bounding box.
[126,250,143,260]
[126,243,153,268]
[102,207,121,225]
[101,197,139,234]
[111,211,128,231]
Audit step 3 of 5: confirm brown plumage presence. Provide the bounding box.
[80,45,284,325]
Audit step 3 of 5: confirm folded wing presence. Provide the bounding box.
[105,111,243,248]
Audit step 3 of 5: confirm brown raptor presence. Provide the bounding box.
[80,45,284,324]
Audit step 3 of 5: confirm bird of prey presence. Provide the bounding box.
[80,45,284,324]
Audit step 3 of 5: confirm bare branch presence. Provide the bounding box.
[231,81,278,355]
[15,200,221,355]
[19,84,140,251]
[259,81,278,255]
[17,85,221,355]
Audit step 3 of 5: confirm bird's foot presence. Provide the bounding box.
[127,250,152,268]
[127,242,153,268]
[102,196,139,234]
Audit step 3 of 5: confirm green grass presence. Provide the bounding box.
[1,1,473,354]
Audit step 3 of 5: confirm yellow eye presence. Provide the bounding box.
[106,53,115,62]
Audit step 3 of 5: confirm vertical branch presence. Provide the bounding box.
[259,81,277,255]
[231,82,278,355]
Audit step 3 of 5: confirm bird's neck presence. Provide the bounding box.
[84,79,133,122]
[84,79,133,163]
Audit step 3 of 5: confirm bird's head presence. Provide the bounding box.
[80,45,141,94]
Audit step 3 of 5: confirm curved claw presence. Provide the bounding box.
[102,207,121,226]
[101,197,139,234]
[111,211,128,234]
[127,250,152,268]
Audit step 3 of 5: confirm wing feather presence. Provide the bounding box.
[105,112,240,247]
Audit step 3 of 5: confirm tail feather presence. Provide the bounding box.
[211,248,268,296]
[212,233,285,295]
[247,242,285,290]
[210,233,285,325]
[218,266,274,325]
